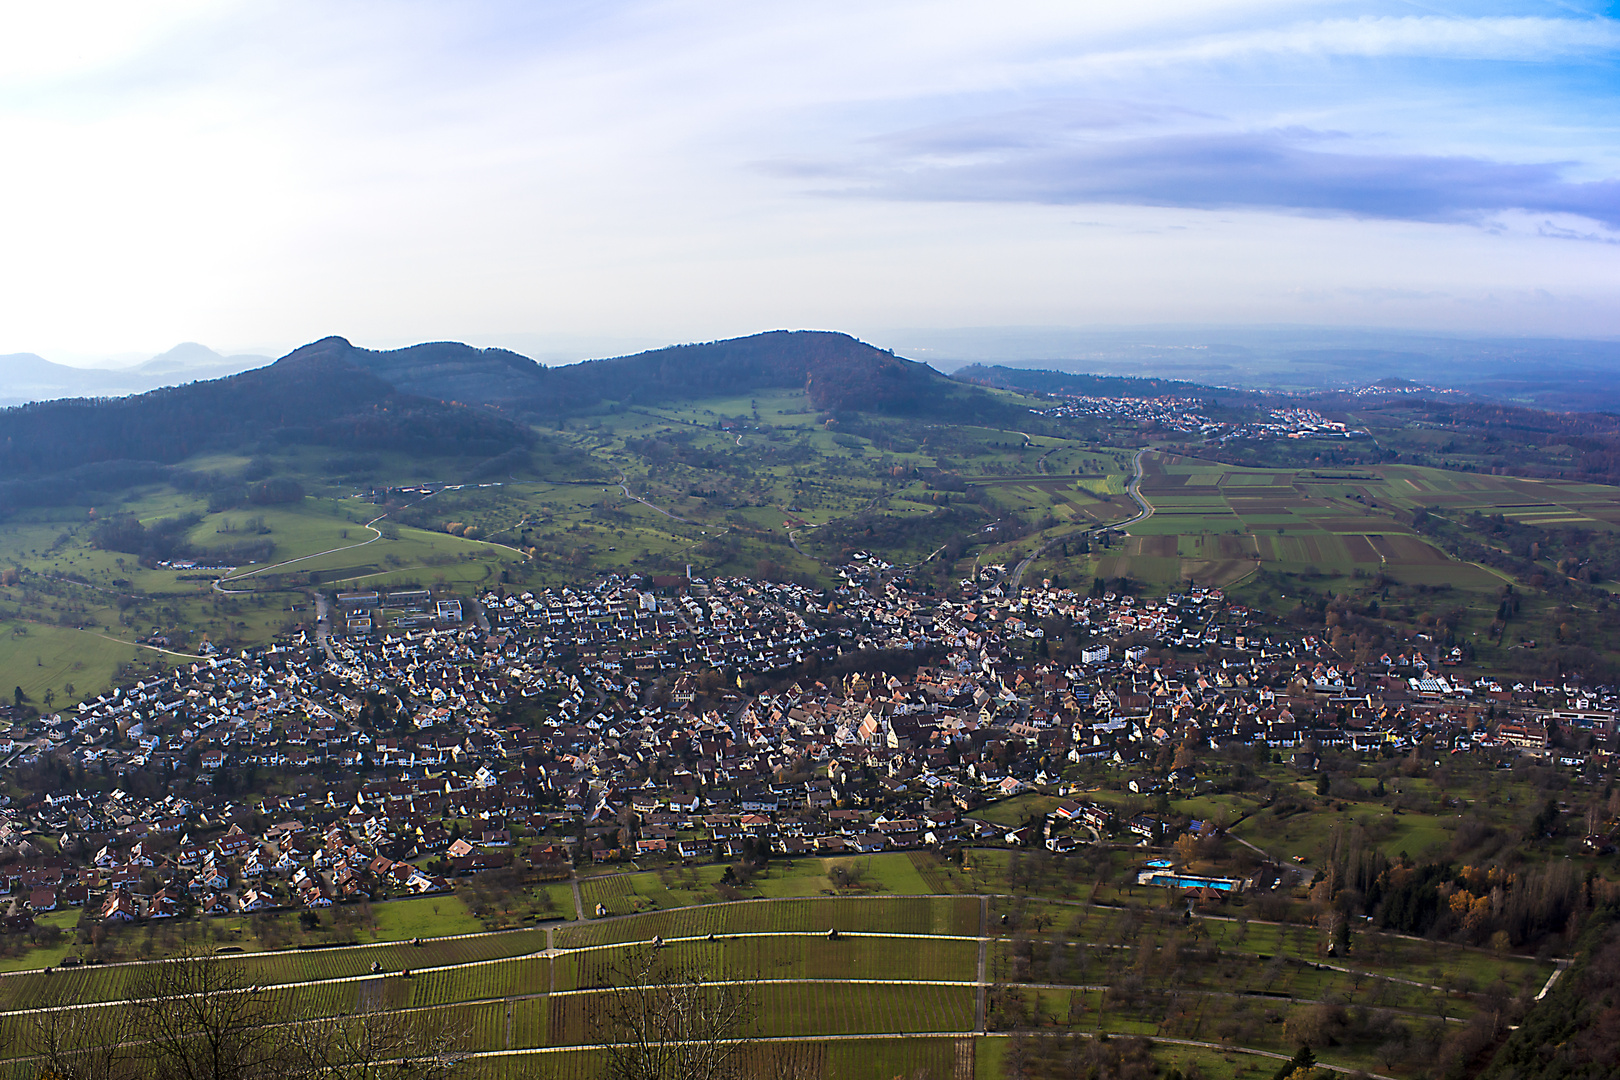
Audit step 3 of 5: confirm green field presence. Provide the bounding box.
[0,889,1552,1080]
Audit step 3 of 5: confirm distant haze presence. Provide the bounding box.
[12,324,1620,412]
[0,3,1614,356]
[0,343,270,407]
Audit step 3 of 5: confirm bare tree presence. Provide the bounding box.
[27,1006,139,1080]
[126,950,286,1080]
[277,1005,468,1080]
[592,945,758,1080]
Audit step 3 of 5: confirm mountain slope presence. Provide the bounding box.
[0,351,532,480]
[528,330,1010,418]
[276,337,545,406]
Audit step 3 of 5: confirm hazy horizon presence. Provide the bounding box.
[0,2,1615,359]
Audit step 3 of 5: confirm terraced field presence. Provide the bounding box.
[0,890,1556,1080]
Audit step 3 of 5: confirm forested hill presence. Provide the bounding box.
[278,337,545,406]
[293,330,1013,420]
[0,330,1011,487]
[532,331,922,412]
[0,351,533,478]
[520,330,1010,419]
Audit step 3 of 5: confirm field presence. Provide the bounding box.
[1040,455,1514,591]
[0,870,1556,1080]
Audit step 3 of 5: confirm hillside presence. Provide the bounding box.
[252,330,1015,420]
[532,330,982,415]
[0,351,533,486]
[276,336,545,406]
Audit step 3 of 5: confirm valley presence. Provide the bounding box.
[0,332,1617,1079]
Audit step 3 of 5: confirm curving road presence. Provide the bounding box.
[1008,446,1155,590]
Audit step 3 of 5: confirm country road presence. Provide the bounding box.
[1008,446,1155,590]
[213,518,385,593]
[211,486,529,599]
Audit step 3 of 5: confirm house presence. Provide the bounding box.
[2,899,32,932]
[241,888,275,912]
[150,889,185,919]
[101,888,138,923]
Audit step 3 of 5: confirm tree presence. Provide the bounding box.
[1172,740,1196,771]
[593,945,758,1080]
[28,1006,138,1079]
[12,686,23,707]
[1273,1044,1316,1080]
[278,1005,467,1079]
[127,950,284,1080]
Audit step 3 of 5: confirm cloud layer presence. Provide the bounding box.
[822,126,1620,226]
[0,1,1617,356]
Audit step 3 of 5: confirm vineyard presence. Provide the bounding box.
[554,895,982,948]
[0,892,1563,1079]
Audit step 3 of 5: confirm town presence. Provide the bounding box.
[1035,395,1366,442]
[0,554,1605,935]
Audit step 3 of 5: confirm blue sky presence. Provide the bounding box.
[1,0,1617,362]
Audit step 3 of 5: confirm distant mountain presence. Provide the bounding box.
[276,337,545,406]
[0,353,146,405]
[131,342,270,381]
[0,343,271,407]
[279,330,1009,420]
[0,350,532,487]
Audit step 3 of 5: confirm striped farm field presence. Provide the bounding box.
[561,933,977,990]
[0,929,550,1017]
[545,981,975,1045]
[554,896,981,948]
[454,1039,960,1080]
[405,956,551,1008]
[578,874,634,916]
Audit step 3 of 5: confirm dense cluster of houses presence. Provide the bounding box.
[0,564,1611,930]
[1033,396,1365,443]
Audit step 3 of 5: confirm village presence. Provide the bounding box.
[1034,395,1365,442]
[0,559,1606,936]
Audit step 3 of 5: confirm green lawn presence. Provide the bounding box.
[365,895,482,940]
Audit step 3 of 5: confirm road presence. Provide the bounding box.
[314,593,337,663]
[72,629,205,661]
[1008,446,1155,590]
[213,518,385,593]
[615,474,697,524]
[212,486,529,600]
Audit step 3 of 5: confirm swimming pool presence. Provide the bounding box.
[1137,869,1241,891]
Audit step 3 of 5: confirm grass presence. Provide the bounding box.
[0,889,1559,1080]
[365,895,483,940]
[977,794,1068,827]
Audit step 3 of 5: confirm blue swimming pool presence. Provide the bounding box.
[1158,874,1237,891]
[1138,870,1241,891]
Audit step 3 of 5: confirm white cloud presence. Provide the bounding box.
[0,1,1617,358]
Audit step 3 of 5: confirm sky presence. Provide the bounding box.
[1,0,1618,365]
